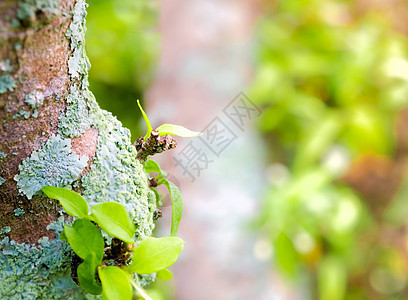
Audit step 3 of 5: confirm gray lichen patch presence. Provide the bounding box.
[0,222,96,299]
[12,110,31,119]
[25,90,45,109]
[14,135,88,199]
[0,60,16,94]
[68,47,90,80]
[16,0,61,27]
[81,107,156,239]
[66,0,90,81]
[0,177,5,186]
[55,0,156,240]
[0,227,11,235]
[58,85,91,137]
[66,0,87,50]
[0,74,16,94]
[14,208,25,217]
[0,60,13,72]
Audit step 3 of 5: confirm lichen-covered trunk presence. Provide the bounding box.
[0,1,155,298]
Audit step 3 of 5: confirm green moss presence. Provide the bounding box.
[14,135,88,199]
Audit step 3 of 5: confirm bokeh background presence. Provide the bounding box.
[86,0,408,299]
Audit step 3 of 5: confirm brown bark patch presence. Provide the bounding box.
[71,127,99,174]
[341,154,403,217]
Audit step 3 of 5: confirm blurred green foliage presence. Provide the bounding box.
[251,0,408,298]
[86,0,159,139]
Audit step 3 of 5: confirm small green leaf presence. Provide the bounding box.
[143,159,167,178]
[152,189,161,206]
[59,229,67,242]
[137,100,153,141]
[99,266,132,300]
[64,219,104,261]
[42,186,89,218]
[130,236,184,274]
[77,254,102,295]
[158,179,183,236]
[156,124,201,137]
[91,202,135,244]
[156,269,173,281]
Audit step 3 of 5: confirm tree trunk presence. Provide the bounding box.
[0,1,155,298]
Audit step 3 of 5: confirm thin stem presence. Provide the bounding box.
[130,280,154,300]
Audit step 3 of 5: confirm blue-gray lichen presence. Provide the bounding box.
[65,0,90,81]
[16,0,60,21]
[0,60,16,94]
[59,0,156,239]
[14,208,25,217]
[0,74,16,94]
[25,90,44,109]
[0,219,97,299]
[81,106,156,238]
[14,135,88,199]
[0,227,11,235]
[58,85,91,137]
[0,177,5,186]
[12,110,31,119]
[0,152,6,159]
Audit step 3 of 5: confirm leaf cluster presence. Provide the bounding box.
[42,186,184,300]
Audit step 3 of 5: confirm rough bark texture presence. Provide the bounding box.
[0,0,74,244]
[0,1,156,298]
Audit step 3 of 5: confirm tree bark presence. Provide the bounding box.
[0,1,155,298]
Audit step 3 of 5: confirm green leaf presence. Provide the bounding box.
[152,189,161,206]
[77,254,103,295]
[59,229,67,242]
[318,255,346,300]
[156,269,173,281]
[42,186,89,219]
[63,219,104,261]
[158,179,183,236]
[143,159,167,178]
[137,100,153,141]
[99,266,132,300]
[274,232,299,279]
[91,202,136,244]
[156,124,201,137]
[130,236,184,274]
